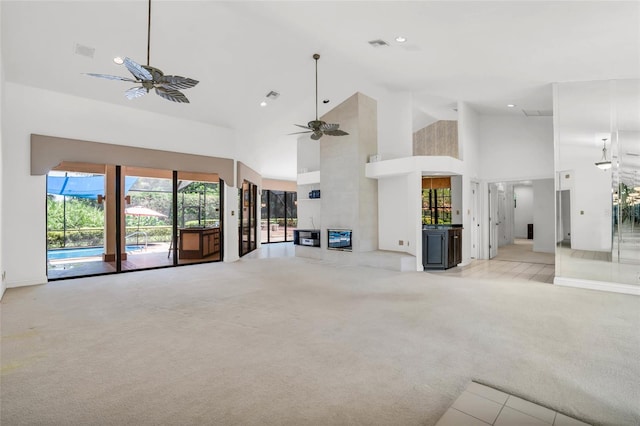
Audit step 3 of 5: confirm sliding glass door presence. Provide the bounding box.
[46,166,110,279]
[260,190,298,244]
[46,164,224,280]
[239,180,258,256]
[176,172,222,264]
[121,167,173,272]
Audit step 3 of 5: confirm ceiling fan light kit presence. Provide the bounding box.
[290,53,349,140]
[85,0,198,103]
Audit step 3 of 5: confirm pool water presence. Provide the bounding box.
[48,246,144,260]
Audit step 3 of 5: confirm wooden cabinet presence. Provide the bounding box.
[422,227,462,270]
[179,227,220,259]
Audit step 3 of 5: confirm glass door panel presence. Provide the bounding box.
[250,185,257,251]
[121,167,174,271]
[285,192,297,242]
[239,180,258,256]
[261,191,269,243]
[269,191,286,242]
[176,172,221,265]
[46,165,111,279]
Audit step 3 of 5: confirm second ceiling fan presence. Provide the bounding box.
[291,54,349,140]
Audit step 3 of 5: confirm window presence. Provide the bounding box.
[422,177,452,225]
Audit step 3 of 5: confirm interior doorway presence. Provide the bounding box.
[488,179,555,266]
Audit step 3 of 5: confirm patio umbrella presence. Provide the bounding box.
[125,206,167,218]
[125,206,168,244]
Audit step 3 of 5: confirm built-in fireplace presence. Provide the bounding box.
[327,229,352,251]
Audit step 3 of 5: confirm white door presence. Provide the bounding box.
[497,187,507,247]
[489,183,498,258]
[471,181,480,259]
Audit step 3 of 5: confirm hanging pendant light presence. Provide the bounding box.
[595,138,612,170]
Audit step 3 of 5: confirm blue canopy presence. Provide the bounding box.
[47,175,138,199]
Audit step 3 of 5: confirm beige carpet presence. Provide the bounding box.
[1,257,638,425]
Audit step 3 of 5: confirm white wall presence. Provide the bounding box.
[297,136,320,173]
[0,1,5,298]
[479,116,554,182]
[377,91,413,160]
[224,183,239,263]
[514,185,534,238]
[451,175,463,225]
[378,174,417,256]
[533,179,555,253]
[2,82,238,288]
[458,102,482,262]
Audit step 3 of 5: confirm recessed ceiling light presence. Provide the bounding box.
[113,56,124,65]
[395,36,407,43]
[507,104,516,108]
[260,101,267,107]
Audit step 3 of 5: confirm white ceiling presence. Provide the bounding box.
[2,1,640,179]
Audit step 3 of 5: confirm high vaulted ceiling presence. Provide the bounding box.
[2,1,639,179]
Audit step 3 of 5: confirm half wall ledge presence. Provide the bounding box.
[365,156,464,179]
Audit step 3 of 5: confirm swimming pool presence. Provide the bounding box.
[48,246,144,260]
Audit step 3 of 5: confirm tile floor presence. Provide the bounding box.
[436,382,590,426]
[436,259,555,284]
[435,239,555,284]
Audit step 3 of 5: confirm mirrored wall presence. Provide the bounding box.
[555,79,640,287]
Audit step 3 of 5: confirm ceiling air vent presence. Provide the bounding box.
[266,91,280,100]
[368,39,390,48]
[522,109,553,117]
[74,43,95,58]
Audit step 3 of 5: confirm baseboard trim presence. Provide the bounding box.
[554,277,640,296]
[7,277,48,289]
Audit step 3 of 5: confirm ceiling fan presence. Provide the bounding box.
[85,0,198,103]
[290,54,349,140]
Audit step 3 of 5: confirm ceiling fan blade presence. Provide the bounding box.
[125,86,148,100]
[124,57,153,81]
[320,123,339,131]
[294,124,312,130]
[157,75,199,90]
[310,131,323,140]
[84,73,137,82]
[288,131,313,135]
[323,129,349,136]
[155,87,190,103]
